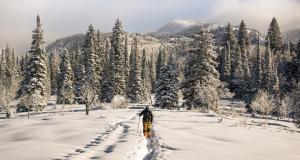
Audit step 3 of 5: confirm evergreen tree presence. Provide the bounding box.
[238,20,250,48]
[232,45,243,81]
[156,50,163,81]
[95,30,105,87]
[296,39,300,80]
[57,49,75,104]
[49,50,59,95]
[223,22,236,52]
[141,49,147,80]
[100,48,115,103]
[82,24,97,85]
[219,45,226,81]
[181,29,220,110]
[263,38,275,92]
[73,50,85,104]
[18,15,48,110]
[225,41,231,80]
[127,37,145,103]
[267,17,282,53]
[254,36,263,90]
[155,53,179,109]
[124,34,129,82]
[149,53,156,93]
[111,19,126,95]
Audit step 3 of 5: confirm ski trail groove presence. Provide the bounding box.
[52,116,135,160]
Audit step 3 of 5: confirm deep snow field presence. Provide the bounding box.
[0,99,300,160]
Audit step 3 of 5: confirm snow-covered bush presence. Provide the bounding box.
[291,84,300,127]
[251,90,274,119]
[111,95,129,109]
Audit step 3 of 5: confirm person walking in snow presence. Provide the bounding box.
[139,106,154,139]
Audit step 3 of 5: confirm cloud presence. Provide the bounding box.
[209,0,300,32]
[0,0,299,53]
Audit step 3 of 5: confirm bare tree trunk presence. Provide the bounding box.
[86,104,89,115]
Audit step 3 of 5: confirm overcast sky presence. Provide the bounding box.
[1,0,300,53]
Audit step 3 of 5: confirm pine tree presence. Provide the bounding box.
[111,19,125,95]
[238,20,250,48]
[18,15,48,111]
[267,17,282,53]
[223,22,236,52]
[149,53,156,94]
[127,37,145,103]
[155,53,179,109]
[124,34,129,82]
[73,50,85,104]
[181,29,220,110]
[143,61,151,102]
[100,48,115,103]
[156,50,163,81]
[219,45,226,81]
[263,38,275,92]
[254,36,262,90]
[82,24,97,85]
[232,45,243,81]
[141,49,147,80]
[225,41,231,80]
[57,49,75,104]
[296,39,300,80]
[95,30,105,87]
[241,39,250,80]
[49,50,59,95]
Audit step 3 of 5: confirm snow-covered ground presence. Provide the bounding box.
[0,101,300,160]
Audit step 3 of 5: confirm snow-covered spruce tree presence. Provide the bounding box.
[141,49,147,80]
[127,37,145,103]
[295,39,300,81]
[267,17,283,53]
[254,36,263,91]
[219,45,226,81]
[149,53,156,94]
[219,42,231,81]
[49,50,59,95]
[82,24,97,87]
[240,39,250,80]
[73,50,85,104]
[181,29,220,111]
[95,30,105,87]
[57,49,75,104]
[230,45,244,98]
[225,41,231,81]
[0,47,20,118]
[142,60,151,102]
[156,50,163,81]
[100,48,115,103]
[18,15,48,111]
[238,20,250,48]
[154,53,179,109]
[223,22,236,53]
[126,45,134,98]
[111,19,126,95]
[124,34,129,83]
[263,38,275,92]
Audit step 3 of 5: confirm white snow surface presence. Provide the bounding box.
[0,101,300,160]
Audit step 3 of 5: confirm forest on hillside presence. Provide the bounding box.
[0,15,300,127]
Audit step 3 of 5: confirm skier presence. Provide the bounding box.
[139,105,154,139]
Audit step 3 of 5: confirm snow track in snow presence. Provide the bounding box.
[52,114,170,160]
